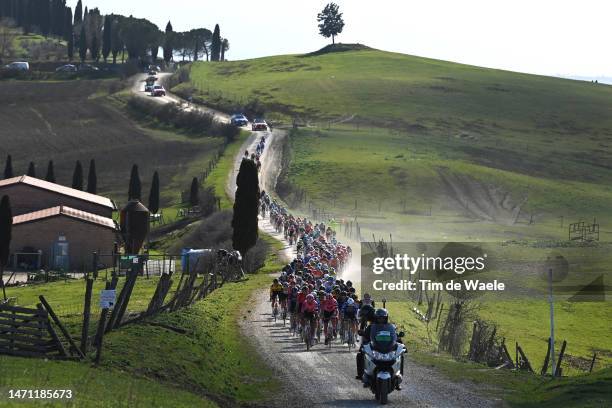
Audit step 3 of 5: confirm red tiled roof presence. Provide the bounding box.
[13,206,118,230]
[0,176,116,210]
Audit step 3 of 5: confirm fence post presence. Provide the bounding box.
[92,252,99,280]
[589,353,597,373]
[81,277,94,354]
[555,340,567,377]
[39,295,85,359]
[541,337,552,375]
[94,282,111,364]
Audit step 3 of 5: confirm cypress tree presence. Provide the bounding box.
[148,171,160,214]
[87,159,97,194]
[189,177,199,207]
[45,160,55,183]
[128,164,141,200]
[231,158,260,255]
[40,0,50,36]
[211,24,221,61]
[27,161,35,177]
[163,21,173,63]
[67,31,74,60]
[72,160,83,190]
[78,24,87,62]
[74,0,82,25]
[3,155,13,179]
[90,35,100,62]
[0,195,13,300]
[65,7,73,60]
[102,16,111,61]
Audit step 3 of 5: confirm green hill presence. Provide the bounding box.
[179,46,612,241]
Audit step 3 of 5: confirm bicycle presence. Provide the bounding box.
[281,303,287,326]
[344,318,357,351]
[323,318,333,349]
[272,301,279,322]
[303,319,313,351]
[289,312,298,336]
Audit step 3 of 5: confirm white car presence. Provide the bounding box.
[5,61,29,71]
[151,85,166,97]
[56,64,77,72]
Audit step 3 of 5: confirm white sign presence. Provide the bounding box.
[100,290,116,309]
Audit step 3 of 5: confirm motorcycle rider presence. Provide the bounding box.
[357,293,376,331]
[356,308,404,389]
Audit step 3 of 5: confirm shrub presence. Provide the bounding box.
[126,96,239,142]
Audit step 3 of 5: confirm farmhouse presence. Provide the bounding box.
[10,206,119,271]
[0,176,119,272]
[0,175,116,216]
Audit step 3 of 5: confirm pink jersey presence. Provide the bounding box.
[321,297,338,313]
[302,299,318,313]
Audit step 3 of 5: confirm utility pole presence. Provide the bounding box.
[549,267,555,376]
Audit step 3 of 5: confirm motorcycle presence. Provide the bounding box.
[361,331,405,405]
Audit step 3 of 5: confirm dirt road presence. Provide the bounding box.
[131,74,499,407]
[131,73,230,123]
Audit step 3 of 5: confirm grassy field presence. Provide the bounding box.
[0,80,222,211]
[0,235,284,407]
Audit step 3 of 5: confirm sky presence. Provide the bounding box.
[68,0,611,80]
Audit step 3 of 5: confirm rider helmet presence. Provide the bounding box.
[374,308,389,325]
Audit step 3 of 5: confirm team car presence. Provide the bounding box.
[251,118,268,131]
[151,85,166,97]
[230,114,249,127]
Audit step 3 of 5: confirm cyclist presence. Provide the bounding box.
[302,293,319,344]
[342,297,359,340]
[279,282,289,316]
[358,293,376,332]
[269,279,283,312]
[321,293,339,344]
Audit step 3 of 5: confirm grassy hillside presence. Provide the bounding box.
[181,46,612,240]
[1,236,286,407]
[0,80,222,209]
[182,46,612,184]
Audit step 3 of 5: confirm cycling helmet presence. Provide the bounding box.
[327,276,334,282]
[374,308,389,324]
[346,298,355,306]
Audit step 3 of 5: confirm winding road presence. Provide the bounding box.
[131,73,500,408]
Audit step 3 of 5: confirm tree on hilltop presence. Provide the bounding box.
[317,3,344,44]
